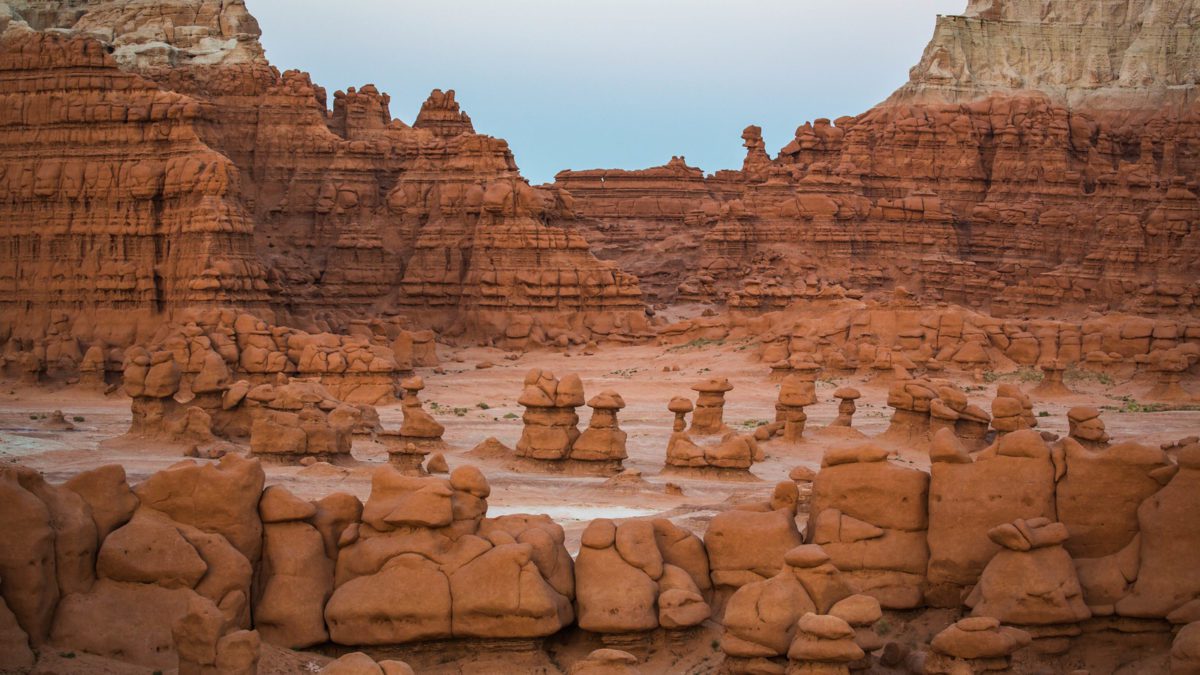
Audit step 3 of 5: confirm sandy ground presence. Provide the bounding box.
[2,340,1198,556]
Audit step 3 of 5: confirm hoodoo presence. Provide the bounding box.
[0,0,1197,673]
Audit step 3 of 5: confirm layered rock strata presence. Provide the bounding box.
[556,1,1200,317]
[0,0,650,364]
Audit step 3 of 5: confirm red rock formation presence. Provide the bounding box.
[658,300,1200,381]
[0,0,648,363]
[556,156,734,302]
[0,29,271,343]
[557,1,1200,317]
[0,426,1196,670]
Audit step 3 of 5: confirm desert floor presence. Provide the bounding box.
[4,340,1197,558]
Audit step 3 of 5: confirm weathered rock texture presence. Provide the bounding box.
[660,302,1200,389]
[511,370,629,474]
[325,464,577,644]
[664,384,763,476]
[557,0,1200,317]
[0,0,649,368]
[120,331,371,463]
[808,445,930,609]
[897,0,1200,108]
[1,426,1198,670]
[575,518,711,634]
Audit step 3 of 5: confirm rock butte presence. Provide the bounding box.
[0,0,1198,673]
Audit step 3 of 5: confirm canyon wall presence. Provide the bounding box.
[558,0,1200,317]
[0,0,649,357]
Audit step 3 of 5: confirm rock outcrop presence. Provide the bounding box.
[808,445,930,609]
[122,344,364,463]
[0,415,1195,669]
[664,389,762,477]
[511,370,627,474]
[720,544,858,670]
[925,617,1030,674]
[705,485,806,593]
[965,518,1091,652]
[575,518,711,634]
[0,0,650,370]
[926,429,1057,606]
[324,464,575,644]
[554,2,1200,318]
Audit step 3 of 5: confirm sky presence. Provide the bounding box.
[252,0,966,183]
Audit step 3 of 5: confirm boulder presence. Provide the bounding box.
[721,545,855,658]
[326,554,453,645]
[575,519,659,633]
[64,464,139,540]
[926,430,1056,606]
[134,454,266,564]
[98,510,208,589]
[706,508,804,589]
[809,450,929,609]
[51,579,205,669]
[1116,445,1200,618]
[449,543,573,638]
[966,519,1091,626]
[254,519,333,648]
[1173,622,1200,675]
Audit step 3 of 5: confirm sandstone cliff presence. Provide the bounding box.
[559,0,1200,317]
[897,0,1200,107]
[0,0,649,355]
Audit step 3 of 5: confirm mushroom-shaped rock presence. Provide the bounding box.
[668,396,694,432]
[786,612,864,665]
[689,378,733,434]
[572,390,629,465]
[830,593,886,653]
[516,370,583,461]
[1067,406,1109,446]
[926,616,1031,674]
[668,396,694,413]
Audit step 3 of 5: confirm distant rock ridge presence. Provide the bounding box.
[557,0,1200,316]
[895,0,1200,108]
[2,0,267,69]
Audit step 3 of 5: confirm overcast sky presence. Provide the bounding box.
[252,1,966,183]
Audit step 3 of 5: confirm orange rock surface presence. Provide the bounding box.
[0,0,648,362]
[558,1,1200,316]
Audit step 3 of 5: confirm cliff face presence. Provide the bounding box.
[897,0,1200,107]
[3,0,265,68]
[0,27,271,349]
[1,0,1194,358]
[560,0,1200,317]
[0,0,649,350]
